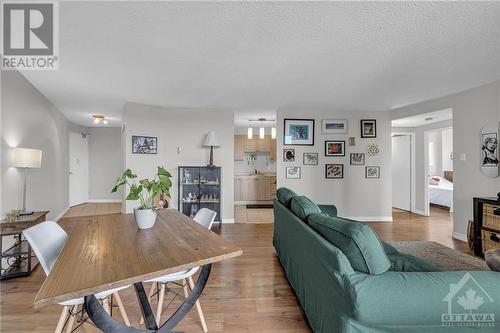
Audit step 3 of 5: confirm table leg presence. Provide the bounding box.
[84,264,212,333]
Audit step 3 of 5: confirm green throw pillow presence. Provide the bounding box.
[276,187,297,208]
[290,196,322,221]
[307,213,391,274]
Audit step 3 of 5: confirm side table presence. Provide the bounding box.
[1,211,48,280]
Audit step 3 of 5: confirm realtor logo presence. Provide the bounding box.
[1,1,59,70]
[442,273,495,328]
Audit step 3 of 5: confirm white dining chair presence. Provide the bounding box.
[23,221,131,333]
[140,208,217,331]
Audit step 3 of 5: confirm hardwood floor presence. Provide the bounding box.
[0,206,475,332]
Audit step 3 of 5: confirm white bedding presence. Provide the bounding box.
[429,178,453,212]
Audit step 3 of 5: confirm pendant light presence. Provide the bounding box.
[247,121,253,139]
[259,118,265,139]
[271,120,276,139]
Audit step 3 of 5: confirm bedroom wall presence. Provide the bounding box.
[391,80,500,240]
[277,109,393,221]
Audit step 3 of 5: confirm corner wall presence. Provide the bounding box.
[123,102,235,222]
[276,110,393,221]
[391,81,500,239]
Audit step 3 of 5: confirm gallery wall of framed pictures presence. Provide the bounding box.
[281,116,382,181]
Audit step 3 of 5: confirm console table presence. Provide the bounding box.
[0,211,48,280]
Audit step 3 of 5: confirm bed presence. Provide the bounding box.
[429,175,453,212]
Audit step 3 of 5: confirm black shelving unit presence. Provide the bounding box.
[178,166,222,230]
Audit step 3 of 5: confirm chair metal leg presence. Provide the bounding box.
[54,306,70,333]
[140,283,157,326]
[64,305,78,333]
[155,283,166,326]
[188,276,208,332]
[113,292,131,326]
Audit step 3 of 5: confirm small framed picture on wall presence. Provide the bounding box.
[365,166,381,178]
[303,152,319,165]
[321,119,348,134]
[283,149,295,162]
[360,119,377,138]
[325,164,344,179]
[325,140,345,156]
[132,135,157,154]
[286,166,301,179]
[283,119,315,145]
[350,153,365,165]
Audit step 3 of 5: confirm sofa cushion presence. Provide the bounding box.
[276,187,297,207]
[290,196,322,221]
[307,213,390,274]
[387,253,440,272]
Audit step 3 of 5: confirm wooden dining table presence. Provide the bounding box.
[34,209,242,332]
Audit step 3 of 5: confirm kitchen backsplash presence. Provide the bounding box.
[234,152,277,174]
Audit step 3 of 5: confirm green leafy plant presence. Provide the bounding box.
[112,166,172,210]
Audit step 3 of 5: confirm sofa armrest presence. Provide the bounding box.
[318,204,337,217]
[349,271,500,327]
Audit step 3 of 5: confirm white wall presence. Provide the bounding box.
[88,127,123,201]
[391,81,500,239]
[276,110,393,221]
[123,102,235,222]
[427,130,443,177]
[442,128,453,172]
[1,71,82,221]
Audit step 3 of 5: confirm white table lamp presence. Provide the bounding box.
[12,148,42,215]
[203,131,220,166]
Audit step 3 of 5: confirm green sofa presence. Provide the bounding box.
[273,188,500,333]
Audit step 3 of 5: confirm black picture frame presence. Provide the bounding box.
[325,140,346,156]
[360,119,377,138]
[365,166,381,178]
[303,152,319,165]
[132,135,157,154]
[325,164,344,179]
[283,148,295,162]
[350,153,365,165]
[283,118,315,146]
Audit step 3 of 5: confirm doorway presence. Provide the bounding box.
[392,134,413,211]
[69,132,89,206]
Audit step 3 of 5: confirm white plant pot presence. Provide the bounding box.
[133,208,157,229]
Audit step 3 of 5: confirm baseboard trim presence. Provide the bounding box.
[221,218,235,224]
[344,216,393,222]
[55,206,70,221]
[452,232,467,242]
[87,199,122,203]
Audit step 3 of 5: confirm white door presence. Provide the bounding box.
[69,132,89,206]
[392,135,411,211]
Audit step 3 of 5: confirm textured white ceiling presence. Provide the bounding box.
[21,1,500,127]
[392,108,453,128]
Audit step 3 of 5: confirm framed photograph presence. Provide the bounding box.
[132,135,157,154]
[321,119,348,134]
[360,119,377,138]
[481,132,498,168]
[283,149,295,162]
[350,153,365,165]
[365,166,381,179]
[286,166,301,179]
[325,140,345,156]
[325,164,344,179]
[303,152,319,165]
[348,136,356,146]
[284,119,315,146]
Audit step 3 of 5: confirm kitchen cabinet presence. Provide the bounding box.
[240,178,257,201]
[234,175,277,201]
[270,138,276,161]
[234,135,246,161]
[258,136,271,152]
[245,136,258,152]
[234,135,276,160]
[256,178,270,200]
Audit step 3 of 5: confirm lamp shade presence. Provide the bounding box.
[203,131,220,147]
[12,148,42,168]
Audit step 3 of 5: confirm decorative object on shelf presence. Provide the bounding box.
[360,119,377,138]
[155,193,170,209]
[112,166,172,229]
[284,119,315,146]
[349,137,356,146]
[203,131,220,166]
[132,135,157,154]
[325,164,343,179]
[325,140,345,156]
[283,148,295,162]
[285,166,301,179]
[480,123,499,178]
[178,166,222,230]
[11,148,43,215]
[366,143,380,157]
[350,153,365,165]
[365,166,381,179]
[321,119,348,134]
[303,152,318,165]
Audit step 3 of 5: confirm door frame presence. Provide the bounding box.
[392,132,416,214]
[69,131,89,207]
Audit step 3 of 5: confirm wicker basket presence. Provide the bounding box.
[482,203,500,231]
[481,229,500,253]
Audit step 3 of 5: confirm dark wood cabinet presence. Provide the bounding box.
[473,196,500,257]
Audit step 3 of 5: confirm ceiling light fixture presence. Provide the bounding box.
[247,121,253,139]
[92,114,108,125]
[259,118,265,139]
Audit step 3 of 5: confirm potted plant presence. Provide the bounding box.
[112,166,172,229]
